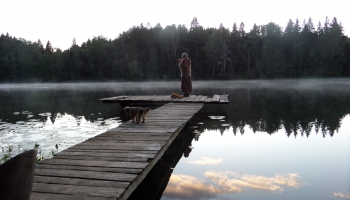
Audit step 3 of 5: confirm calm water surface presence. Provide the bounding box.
[0,79,349,200]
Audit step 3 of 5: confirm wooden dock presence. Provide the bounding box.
[99,94,229,105]
[30,103,204,200]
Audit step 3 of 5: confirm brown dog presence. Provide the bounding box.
[122,106,151,123]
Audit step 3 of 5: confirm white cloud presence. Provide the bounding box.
[163,171,304,199]
[205,171,303,192]
[189,157,223,165]
[334,192,350,199]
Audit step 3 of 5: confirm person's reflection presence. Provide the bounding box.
[75,116,82,126]
[50,112,57,124]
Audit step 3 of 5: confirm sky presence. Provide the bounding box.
[1,0,349,51]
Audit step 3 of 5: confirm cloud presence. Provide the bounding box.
[205,171,303,192]
[189,157,223,165]
[163,171,304,199]
[163,174,240,200]
[334,192,350,199]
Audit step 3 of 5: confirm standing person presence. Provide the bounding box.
[178,53,192,97]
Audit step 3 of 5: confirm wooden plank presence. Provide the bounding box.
[100,95,228,104]
[60,149,157,156]
[171,97,183,102]
[39,159,148,169]
[106,129,178,133]
[185,95,197,102]
[145,96,160,101]
[138,119,190,122]
[35,168,136,182]
[91,136,170,141]
[155,95,173,101]
[178,96,190,102]
[211,95,221,102]
[35,164,143,174]
[55,151,156,159]
[192,95,202,102]
[79,140,165,146]
[205,98,212,102]
[198,96,208,102]
[118,96,138,101]
[34,176,129,188]
[32,183,123,198]
[52,156,150,162]
[151,108,200,111]
[118,122,187,126]
[149,95,163,101]
[99,96,129,101]
[220,94,229,102]
[69,144,161,151]
[30,192,114,200]
[84,139,167,144]
[85,139,168,145]
[95,132,174,137]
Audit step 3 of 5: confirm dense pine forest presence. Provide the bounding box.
[1,17,350,82]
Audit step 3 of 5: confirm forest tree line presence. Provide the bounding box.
[1,17,350,82]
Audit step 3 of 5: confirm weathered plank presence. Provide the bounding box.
[211,95,221,102]
[91,136,170,141]
[30,192,115,200]
[99,96,129,101]
[205,98,212,102]
[39,159,148,169]
[52,156,150,162]
[84,139,168,145]
[32,183,124,198]
[186,95,198,102]
[198,96,208,102]
[78,140,166,146]
[108,128,180,133]
[35,168,136,182]
[55,151,156,159]
[60,149,158,155]
[220,94,229,102]
[69,144,161,151]
[100,95,228,104]
[35,164,143,174]
[34,176,129,188]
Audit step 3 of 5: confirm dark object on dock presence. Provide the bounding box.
[0,149,37,200]
[171,93,184,98]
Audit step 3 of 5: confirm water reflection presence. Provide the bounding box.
[205,171,302,191]
[189,157,223,165]
[334,192,350,199]
[0,112,121,160]
[164,174,229,199]
[0,88,125,161]
[164,171,303,199]
[0,80,350,199]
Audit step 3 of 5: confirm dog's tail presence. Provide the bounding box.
[141,107,151,118]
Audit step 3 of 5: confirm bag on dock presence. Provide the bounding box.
[171,93,184,99]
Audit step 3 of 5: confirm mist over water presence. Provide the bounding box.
[0,79,349,199]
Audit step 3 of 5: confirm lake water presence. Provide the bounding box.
[0,79,349,200]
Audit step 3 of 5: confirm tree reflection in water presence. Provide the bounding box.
[1,80,349,199]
